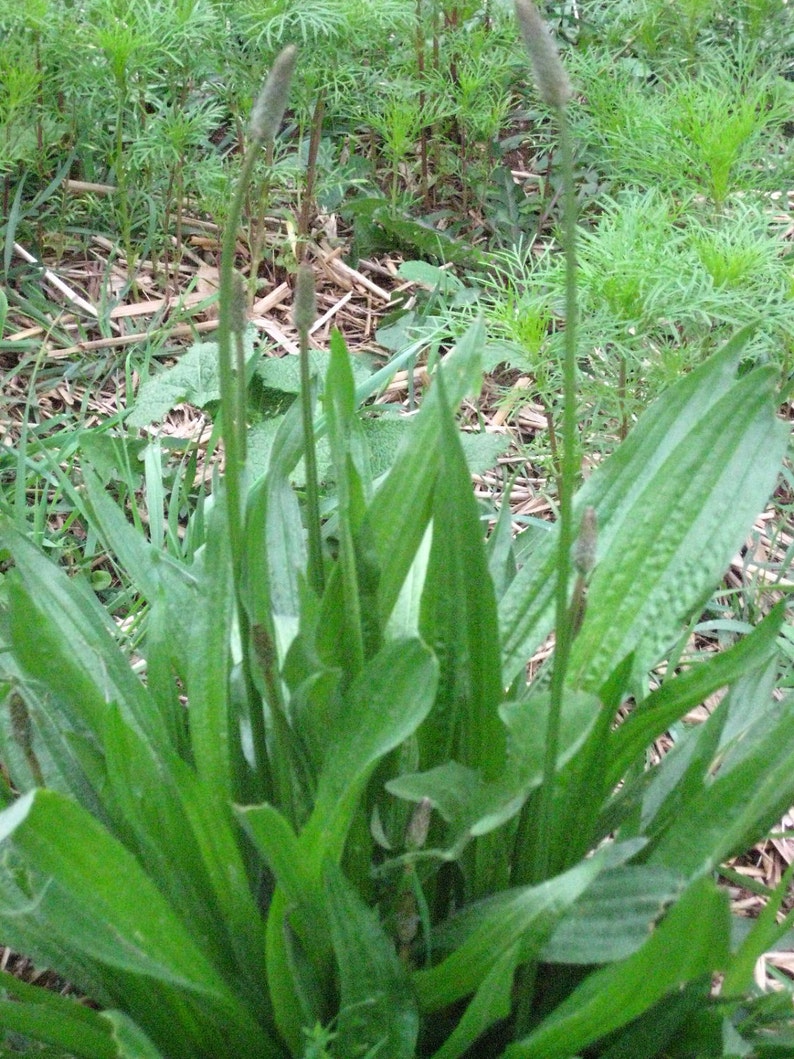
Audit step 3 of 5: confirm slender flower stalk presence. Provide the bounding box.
[218,46,297,573]
[512,3,579,1035]
[514,0,579,880]
[216,47,297,783]
[294,260,325,595]
[514,0,572,109]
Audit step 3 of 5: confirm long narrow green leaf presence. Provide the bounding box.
[300,637,438,872]
[418,370,505,781]
[174,773,271,1019]
[244,425,308,662]
[263,886,317,1055]
[101,1012,166,1059]
[237,800,323,946]
[318,329,368,674]
[144,590,190,759]
[499,329,786,686]
[0,791,286,1056]
[0,968,116,1059]
[600,658,781,846]
[567,363,785,688]
[103,706,269,1014]
[1,522,166,747]
[648,690,794,878]
[429,941,521,1059]
[250,639,437,1052]
[0,790,230,997]
[324,860,419,1059]
[606,604,784,788]
[721,863,794,997]
[633,680,732,842]
[504,877,730,1059]
[0,867,115,1010]
[365,319,485,625]
[186,494,236,802]
[103,707,230,954]
[240,642,436,1051]
[413,850,608,1013]
[595,979,714,1059]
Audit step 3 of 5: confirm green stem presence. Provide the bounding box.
[219,44,296,575]
[218,145,260,578]
[535,107,578,884]
[298,322,325,596]
[114,94,132,270]
[217,47,297,791]
[514,107,578,1043]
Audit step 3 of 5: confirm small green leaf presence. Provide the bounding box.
[457,431,511,475]
[398,260,463,293]
[256,347,371,396]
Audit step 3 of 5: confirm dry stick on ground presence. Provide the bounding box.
[13,242,100,320]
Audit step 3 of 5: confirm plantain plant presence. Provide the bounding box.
[0,7,792,1057]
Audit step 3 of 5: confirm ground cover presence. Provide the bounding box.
[1,0,794,1056]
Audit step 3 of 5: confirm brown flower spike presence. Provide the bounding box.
[514,0,572,110]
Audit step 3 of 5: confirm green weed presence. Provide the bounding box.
[0,3,792,1058]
